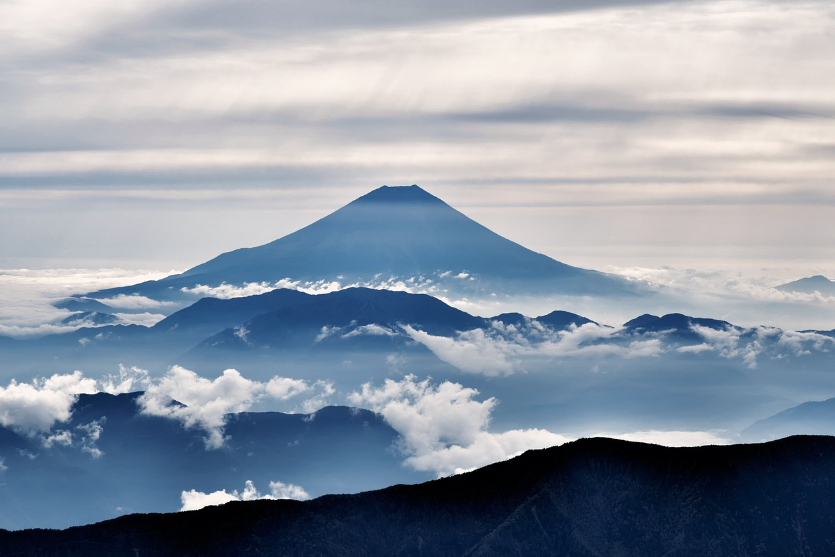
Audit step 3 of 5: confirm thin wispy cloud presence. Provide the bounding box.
[0,1,832,274]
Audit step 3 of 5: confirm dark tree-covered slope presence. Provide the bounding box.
[3,436,835,556]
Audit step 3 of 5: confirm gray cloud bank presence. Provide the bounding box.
[0,0,833,272]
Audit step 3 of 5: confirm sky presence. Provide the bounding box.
[1,0,834,279]
[4,0,835,521]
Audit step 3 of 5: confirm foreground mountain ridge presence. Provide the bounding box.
[2,435,834,556]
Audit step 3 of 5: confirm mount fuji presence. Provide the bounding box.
[83,185,642,305]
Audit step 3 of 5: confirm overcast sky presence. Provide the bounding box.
[1,0,833,280]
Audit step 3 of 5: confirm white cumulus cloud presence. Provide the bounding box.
[349,375,570,477]
[99,365,151,394]
[137,366,316,449]
[0,371,97,435]
[180,479,310,511]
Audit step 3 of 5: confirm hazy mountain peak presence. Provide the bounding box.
[351,184,443,205]
[84,185,640,303]
[775,274,835,295]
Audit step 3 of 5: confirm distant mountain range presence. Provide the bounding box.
[0,392,425,530]
[775,274,835,296]
[742,397,835,442]
[3,436,835,556]
[81,185,643,305]
[0,287,609,376]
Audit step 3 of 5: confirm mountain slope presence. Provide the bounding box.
[623,313,732,342]
[742,397,835,441]
[2,436,835,556]
[85,185,638,303]
[191,287,486,353]
[151,288,313,344]
[0,392,426,530]
[775,275,835,296]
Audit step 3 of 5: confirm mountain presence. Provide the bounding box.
[83,185,640,305]
[536,309,597,329]
[623,313,732,341]
[151,288,313,345]
[192,287,486,353]
[775,275,835,296]
[60,311,120,326]
[5,287,605,379]
[742,397,835,442]
[0,392,427,530]
[488,310,596,330]
[54,297,116,313]
[3,436,835,556]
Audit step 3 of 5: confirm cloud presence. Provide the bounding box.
[594,430,731,447]
[403,321,661,375]
[298,381,335,414]
[0,366,328,451]
[0,268,176,335]
[95,294,177,310]
[180,479,310,512]
[676,343,713,354]
[181,279,342,299]
[349,375,570,476]
[41,420,107,458]
[137,366,316,449]
[341,324,398,338]
[684,323,835,368]
[403,326,516,376]
[180,487,239,512]
[99,365,151,395]
[0,371,97,435]
[601,265,835,330]
[268,481,311,500]
[138,367,272,449]
[180,274,451,301]
[42,429,73,448]
[776,329,835,356]
[112,312,167,326]
[76,419,105,458]
[0,0,833,284]
[265,377,310,400]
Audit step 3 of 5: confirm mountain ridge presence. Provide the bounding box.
[2,435,835,556]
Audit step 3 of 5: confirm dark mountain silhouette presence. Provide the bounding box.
[3,436,835,556]
[536,309,597,329]
[192,287,486,353]
[83,185,639,304]
[488,310,595,330]
[742,397,835,442]
[775,274,835,296]
[623,313,732,341]
[151,288,313,345]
